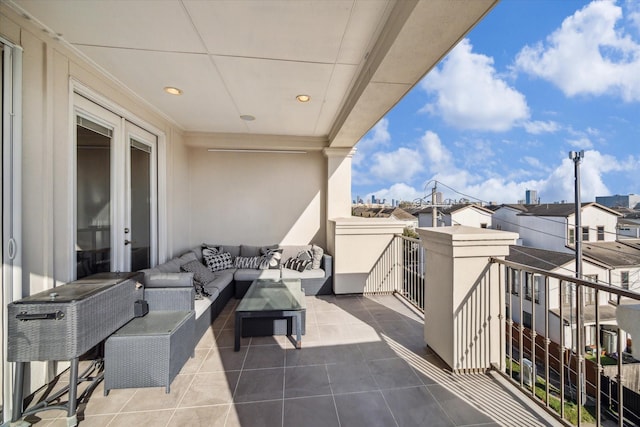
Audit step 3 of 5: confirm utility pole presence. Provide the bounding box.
[569,150,585,415]
[431,181,437,227]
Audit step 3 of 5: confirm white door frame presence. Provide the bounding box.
[70,80,167,277]
[1,36,23,425]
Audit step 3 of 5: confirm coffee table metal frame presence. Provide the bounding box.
[234,279,305,351]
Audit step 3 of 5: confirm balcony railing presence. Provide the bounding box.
[495,258,639,427]
[364,233,640,426]
[364,234,425,312]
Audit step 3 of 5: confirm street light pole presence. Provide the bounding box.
[569,150,585,419]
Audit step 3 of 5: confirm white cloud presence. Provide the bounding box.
[420,131,453,172]
[421,39,530,131]
[522,120,561,135]
[353,118,391,167]
[567,136,594,149]
[370,147,423,183]
[515,1,640,101]
[523,156,546,170]
[365,183,425,204]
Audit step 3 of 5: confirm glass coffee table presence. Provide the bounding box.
[235,279,306,351]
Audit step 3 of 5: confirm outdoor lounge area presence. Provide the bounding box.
[20,294,557,427]
[4,1,640,426]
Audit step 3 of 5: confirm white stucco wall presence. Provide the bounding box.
[1,5,187,394]
[186,144,327,248]
[450,208,492,228]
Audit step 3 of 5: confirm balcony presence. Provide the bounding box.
[21,292,559,427]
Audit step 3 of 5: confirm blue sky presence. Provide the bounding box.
[352,0,640,205]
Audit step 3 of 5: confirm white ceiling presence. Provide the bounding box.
[9,0,498,147]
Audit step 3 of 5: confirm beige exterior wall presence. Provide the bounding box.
[1,5,188,394]
[185,143,327,249]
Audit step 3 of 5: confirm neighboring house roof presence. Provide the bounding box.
[416,204,494,215]
[517,202,621,218]
[352,207,417,222]
[582,241,640,268]
[506,246,575,272]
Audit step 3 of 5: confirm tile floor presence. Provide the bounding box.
[21,294,560,427]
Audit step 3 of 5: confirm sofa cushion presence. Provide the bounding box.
[281,268,326,280]
[234,268,280,282]
[193,287,220,319]
[234,256,262,269]
[259,248,283,270]
[204,269,235,294]
[311,244,324,269]
[144,272,193,288]
[203,251,234,272]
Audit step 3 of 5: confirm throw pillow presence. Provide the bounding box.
[296,250,313,269]
[282,257,311,272]
[259,247,283,270]
[311,244,324,269]
[203,251,233,272]
[234,256,262,269]
[202,244,224,256]
[180,260,214,298]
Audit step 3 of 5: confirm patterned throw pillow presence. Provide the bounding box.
[202,244,224,256]
[311,244,324,269]
[282,257,312,272]
[180,260,214,298]
[259,248,283,270]
[234,256,262,269]
[203,251,233,272]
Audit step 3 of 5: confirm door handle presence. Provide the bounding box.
[124,239,133,246]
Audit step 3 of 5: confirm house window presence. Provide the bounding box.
[523,311,532,329]
[582,226,589,242]
[480,223,488,229]
[584,275,597,305]
[534,275,543,304]
[524,273,532,301]
[597,226,605,241]
[524,273,541,303]
[508,268,519,296]
[622,271,629,290]
[569,228,575,245]
[563,281,574,306]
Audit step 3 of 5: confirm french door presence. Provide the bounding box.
[74,95,157,278]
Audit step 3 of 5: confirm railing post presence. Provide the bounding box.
[417,226,518,373]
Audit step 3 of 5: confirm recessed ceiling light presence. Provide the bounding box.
[296,94,311,103]
[164,87,182,95]
[240,115,256,121]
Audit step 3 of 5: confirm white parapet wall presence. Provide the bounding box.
[418,226,519,373]
[329,217,405,294]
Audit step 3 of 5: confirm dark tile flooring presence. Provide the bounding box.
[22,295,560,427]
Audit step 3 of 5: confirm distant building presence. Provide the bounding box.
[525,189,539,205]
[596,194,640,209]
[351,206,418,229]
[416,204,493,228]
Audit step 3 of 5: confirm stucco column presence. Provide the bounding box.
[417,226,518,373]
[330,218,405,294]
[324,147,356,221]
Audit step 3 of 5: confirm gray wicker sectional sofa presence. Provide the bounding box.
[139,244,332,341]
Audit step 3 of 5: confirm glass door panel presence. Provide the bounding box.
[75,117,113,279]
[125,122,156,272]
[129,140,152,271]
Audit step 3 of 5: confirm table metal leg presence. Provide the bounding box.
[12,362,25,422]
[294,313,302,349]
[66,357,79,426]
[234,313,242,351]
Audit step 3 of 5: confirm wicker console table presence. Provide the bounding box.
[104,310,195,394]
[8,272,141,427]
